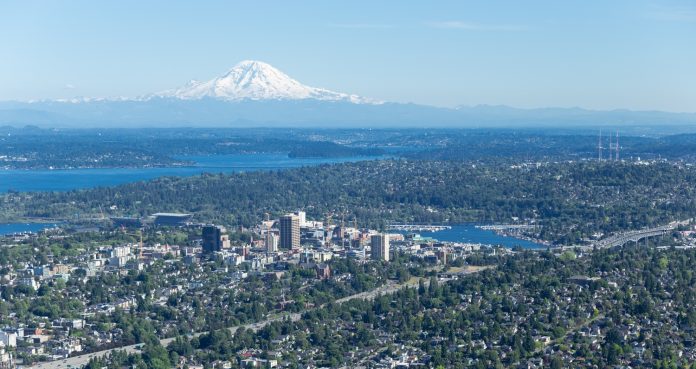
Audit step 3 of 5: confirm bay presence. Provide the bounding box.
[0,153,377,192]
[0,222,60,235]
[402,224,545,249]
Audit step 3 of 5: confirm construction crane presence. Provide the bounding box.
[324,212,333,246]
[120,227,145,260]
[138,229,143,259]
[341,212,346,249]
[325,212,333,228]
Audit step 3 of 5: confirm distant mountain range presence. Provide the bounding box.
[1,60,695,128]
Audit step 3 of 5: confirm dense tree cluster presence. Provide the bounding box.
[0,227,423,360]
[4,160,696,244]
[0,128,380,170]
[91,245,696,368]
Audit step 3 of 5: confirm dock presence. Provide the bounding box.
[476,224,537,231]
[386,224,451,232]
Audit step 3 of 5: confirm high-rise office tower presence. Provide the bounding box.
[371,233,390,261]
[280,214,300,249]
[202,225,225,253]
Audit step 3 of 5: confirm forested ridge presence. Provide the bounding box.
[7,127,696,169]
[4,159,696,244]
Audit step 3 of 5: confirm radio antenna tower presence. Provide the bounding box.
[598,130,603,161]
[615,131,619,161]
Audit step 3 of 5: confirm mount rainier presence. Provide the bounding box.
[152,60,376,104]
[1,61,695,128]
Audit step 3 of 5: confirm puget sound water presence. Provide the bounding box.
[0,153,376,192]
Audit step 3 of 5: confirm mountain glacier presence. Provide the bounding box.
[153,60,377,104]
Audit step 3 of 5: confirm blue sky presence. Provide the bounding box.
[1,0,695,111]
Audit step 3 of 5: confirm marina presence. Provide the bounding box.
[476,224,537,231]
[392,224,545,249]
[0,223,61,236]
[386,224,452,232]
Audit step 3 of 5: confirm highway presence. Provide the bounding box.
[561,219,691,251]
[28,265,489,369]
[595,226,672,248]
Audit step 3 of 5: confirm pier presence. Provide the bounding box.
[386,224,451,232]
[476,224,537,231]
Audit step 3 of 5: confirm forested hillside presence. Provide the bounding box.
[3,160,696,244]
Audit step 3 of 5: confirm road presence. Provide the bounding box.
[29,265,490,369]
[594,226,672,248]
[559,218,692,252]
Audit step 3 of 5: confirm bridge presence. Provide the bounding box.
[560,221,687,251]
[594,225,674,249]
[386,224,451,232]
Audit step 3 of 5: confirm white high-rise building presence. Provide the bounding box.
[371,234,390,261]
[265,233,279,253]
[111,246,131,258]
[0,331,17,348]
[295,211,307,227]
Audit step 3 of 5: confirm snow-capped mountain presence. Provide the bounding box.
[154,60,376,104]
[3,60,695,128]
